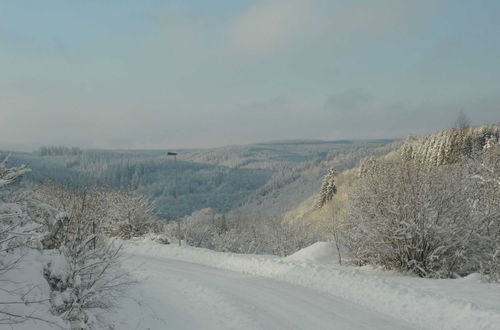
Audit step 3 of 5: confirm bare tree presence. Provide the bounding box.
[454,110,471,129]
[319,203,344,265]
[316,167,346,265]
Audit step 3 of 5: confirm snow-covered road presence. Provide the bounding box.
[113,253,414,330]
[102,241,500,330]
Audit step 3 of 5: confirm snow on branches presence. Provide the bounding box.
[316,168,337,209]
[0,154,30,189]
[345,144,500,279]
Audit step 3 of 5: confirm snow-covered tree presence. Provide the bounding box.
[399,124,500,167]
[316,168,337,209]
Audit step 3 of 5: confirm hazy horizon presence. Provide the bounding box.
[3,136,402,153]
[1,0,499,151]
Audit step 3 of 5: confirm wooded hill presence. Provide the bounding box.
[7,139,395,219]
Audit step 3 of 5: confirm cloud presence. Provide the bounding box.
[227,0,429,58]
[325,1,418,37]
[228,0,317,57]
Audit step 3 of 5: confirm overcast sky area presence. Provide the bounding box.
[1,0,499,151]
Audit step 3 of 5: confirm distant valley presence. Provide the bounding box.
[8,139,396,219]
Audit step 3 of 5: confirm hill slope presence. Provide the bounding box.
[285,123,500,227]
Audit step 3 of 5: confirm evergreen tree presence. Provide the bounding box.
[316,168,337,209]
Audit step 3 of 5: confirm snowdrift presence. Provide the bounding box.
[285,241,341,264]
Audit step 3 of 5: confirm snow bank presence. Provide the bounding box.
[0,249,66,330]
[285,241,340,264]
[125,239,500,330]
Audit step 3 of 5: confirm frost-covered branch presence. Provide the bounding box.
[0,154,30,189]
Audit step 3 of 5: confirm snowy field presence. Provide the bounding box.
[104,240,500,330]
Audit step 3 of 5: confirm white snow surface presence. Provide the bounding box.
[111,239,500,330]
[0,249,66,330]
[285,241,340,264]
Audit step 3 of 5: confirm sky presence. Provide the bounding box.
[1,0,499,151]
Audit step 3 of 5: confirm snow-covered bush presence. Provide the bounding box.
[0,154,43,325]
[264,215,317,257]
[36,185,157,243]
[482,250,500,282]
[182,208,217,248]
[35,184,128,328]
[346,159,474,277]
[34,185,107,250]
[43,237,124,328]
[346,145,500,279]
[0,154,30,189]
[463,146,500,281]
[179,209,317,256]
[101,191,157,239]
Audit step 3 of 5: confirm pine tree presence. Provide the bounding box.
[316,168,337,209]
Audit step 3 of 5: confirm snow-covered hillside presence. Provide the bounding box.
[9,139,395,218]
[236,141,397,215]
[111,240,500,330]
